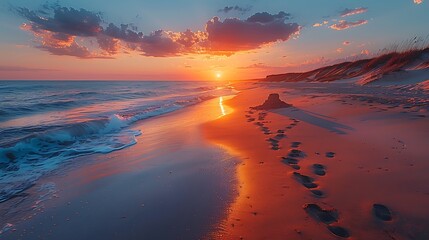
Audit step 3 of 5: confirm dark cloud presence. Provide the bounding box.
[15,6,102,36]
[218,5,252,14]
[0,66,57,72]
[96,35,120,55]
[15,5,300,58]
[247,11,291,23]
[140,30,182,57]
[103,23,143,43]
[206,12,300,53]
[330,20,368,30]
[339,7,368,17]
[37,42,93,58]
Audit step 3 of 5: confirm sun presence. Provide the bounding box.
[215,72,222,79]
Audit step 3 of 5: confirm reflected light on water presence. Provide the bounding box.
[219,96,226,116]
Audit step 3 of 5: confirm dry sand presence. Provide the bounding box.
[204,81,429,240]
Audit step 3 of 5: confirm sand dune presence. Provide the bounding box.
[264,47,429,86]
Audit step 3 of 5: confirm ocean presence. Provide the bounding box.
[0,80,235,203]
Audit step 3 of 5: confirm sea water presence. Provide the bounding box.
[0,80,235,203]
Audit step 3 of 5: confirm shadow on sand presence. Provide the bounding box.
[272,107,354,134]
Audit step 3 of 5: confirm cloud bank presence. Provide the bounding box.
[218,5,252,14]
[14,5,300,58]
[330,20,368,30]
[340,7,368,17]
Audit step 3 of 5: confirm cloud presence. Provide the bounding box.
[20,23,109,59]
[414,0,423,4]
[15,6,103,36]
[140,30,182,57]
[238,57,331,73]
[15,5,300,58]
[313,21,328,27]
[340,7,368,17]
[343,41,351,45]
[330,20,368,30]
[206,12,300,53]
[0,65,57,72]
[218,5,252,14]
[247,11,291,23]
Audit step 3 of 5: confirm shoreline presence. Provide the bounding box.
[1,80,428,239]
[0,96,239,239]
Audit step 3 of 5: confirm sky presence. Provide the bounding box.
[0,0,428,81]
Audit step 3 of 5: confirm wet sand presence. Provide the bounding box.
[0,97,238,239]
[204,81,429,239]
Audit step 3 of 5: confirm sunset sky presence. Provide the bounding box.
[0,0,428,80]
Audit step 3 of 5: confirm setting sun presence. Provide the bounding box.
[216,72,222,79]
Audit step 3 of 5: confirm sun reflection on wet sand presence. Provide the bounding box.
[219,96,226,116]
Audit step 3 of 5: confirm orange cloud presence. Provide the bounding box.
[340,7,368,17]
[414,0,423,4]
[330,20,368,30]
[16,5,301,58]
[20,23,109,59]
[313,21,329,27]
[205,15,300,54]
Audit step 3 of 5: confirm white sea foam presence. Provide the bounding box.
[0,81,237,203]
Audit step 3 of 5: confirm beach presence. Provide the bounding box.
[1,80,428,239]
[0,96,238,239]
[2,1,429,239]
[204,81,429,239]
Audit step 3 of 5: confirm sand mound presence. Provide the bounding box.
[252,93,292,110]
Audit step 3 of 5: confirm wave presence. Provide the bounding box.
[0,114,141,203]
[0,89,235,203]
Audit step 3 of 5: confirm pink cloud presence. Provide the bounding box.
[205,15,300,53]
[340,7,368,17]
[330,20,368,30]
[343,41,351,45]
[16,5,301,58]
[414,0,423,4]
[21,23,109,59]
[313,21,329,27]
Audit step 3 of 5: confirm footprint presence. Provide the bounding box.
[373,204,392,221]
[271,145,280,150]
[327,225,350,238]
[281,157,300,170]
[303,203,338,224]
[276,133,286,138]
[312,164,326,176]
[291,142,301,148]
[326,152,335,158]
[288,149,305,158]
[310,189,325,198]
[293,172,318,188]
[282,157,298,164]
